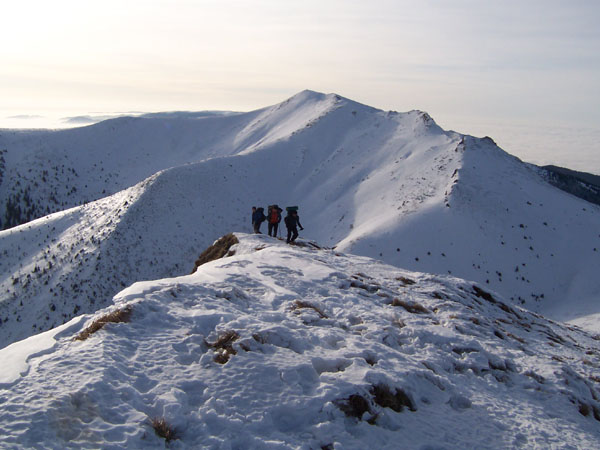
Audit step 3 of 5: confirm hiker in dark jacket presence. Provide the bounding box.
[267,205,282,237]
[252,207,266,233]
[284,210,303,243]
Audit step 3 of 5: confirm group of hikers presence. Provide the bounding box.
[251,204,304,244]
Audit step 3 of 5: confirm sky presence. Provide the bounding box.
[1,0,599,173]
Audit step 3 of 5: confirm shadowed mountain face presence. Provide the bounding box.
[540,165,600,206]
[1,90,599,349]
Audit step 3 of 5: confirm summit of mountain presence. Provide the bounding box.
[1,91,599,349]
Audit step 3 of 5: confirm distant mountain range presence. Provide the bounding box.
[541,165,600,206]
[1,90,599,349]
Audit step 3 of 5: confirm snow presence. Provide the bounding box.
[0,316,83,385]
[2,91,599,350]
[1,90,600,446]
[1,233,598,448]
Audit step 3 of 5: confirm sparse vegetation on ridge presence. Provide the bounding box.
[390,298,430,314]
[336,384,416,421]
[205,330,239,364]
[291,300,328,318]
[149,417,178,442]
[397,276,416,286]
[74,306,133,341]
[371,384,416,412]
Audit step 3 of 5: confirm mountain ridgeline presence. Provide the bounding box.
[0,90,599,348]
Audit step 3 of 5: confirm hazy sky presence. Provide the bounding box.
[2,0,599,173]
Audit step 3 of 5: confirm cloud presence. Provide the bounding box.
[60,114,123,124]
[7,114,44,120]
[60,111,237,125]
[139,111,236,119]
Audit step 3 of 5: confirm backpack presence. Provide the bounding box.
[284,214,296,228]
[269,208,279,224]
[257,207,266,223]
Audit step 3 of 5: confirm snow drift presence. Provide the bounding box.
[1,234,599,448]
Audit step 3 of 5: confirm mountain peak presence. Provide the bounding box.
[288,88,329,101]
[1,90,599,353]
[282,89,378,113]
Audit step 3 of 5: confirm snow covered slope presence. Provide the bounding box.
[1,234,599,449]
[1,90,599,350]
[0,91,336,229]
[342,135,600,330]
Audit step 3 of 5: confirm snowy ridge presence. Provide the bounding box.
[0,93,465,347]
[1,234,599,448]
[1,90,600,350]
[234,90,343,153]
[0,90,338,229]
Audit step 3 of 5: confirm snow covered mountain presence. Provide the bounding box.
[0,92,337,229]
[1,234,599,448]
[1,90,599,350]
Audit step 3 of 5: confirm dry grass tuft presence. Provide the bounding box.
[506,332,526,344]
[74,306,132,341]
[337,384,417,421]
[150,417,178,442]
[353,272,373,280]
[472,285,496,303]
[191,233,239,273]
[349,280,380,293]
[364,355,378,366]
[291,300,328,318]
[252,332,267,344]
[577,402,600,421]
[391,298,430,314]
[337,394,371,419]
[452,346,479,355]
[579,403,591,417]
[206,330,239,364]
[371,384,416,412]
[524,370,546,384]
[396,276,416,286]
[289,240,323,249]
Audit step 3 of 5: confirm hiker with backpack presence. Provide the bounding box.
[267,205,283,237]
[252,206,266,234]
[284,207,303,244]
